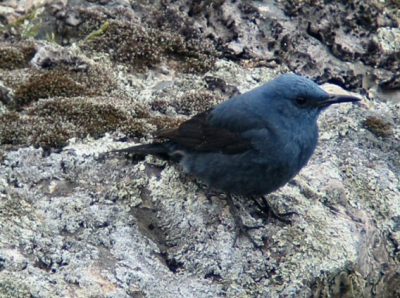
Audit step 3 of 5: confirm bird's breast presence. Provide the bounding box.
[254,124,317,173]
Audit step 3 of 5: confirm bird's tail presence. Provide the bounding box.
[110,143,169,155]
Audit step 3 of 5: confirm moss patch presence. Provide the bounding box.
[7,62,117,110]
[83,20,216,73]
[0,42,37,70]
[362,116,393,138]
[0,97,185,151]
[152,91,225,116]
[13,69,86,109]
[75,4,218,73]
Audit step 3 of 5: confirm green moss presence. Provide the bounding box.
[174,91,224,115]
[0,48,26,70]
[29,99,144,138]
[362,116,393,138]
[0,43,36,70]
[0,112,21,145]
[151,91,224,116]
[80,18,217,73]
[3,116,51,149]
[54,4,218,73]
[0,96,186,151]
[13,70,86,109]
[150,100,170,114]
[11,63,117,110]
[147,115,185,131]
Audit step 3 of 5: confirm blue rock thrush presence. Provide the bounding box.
[111,74,360,247]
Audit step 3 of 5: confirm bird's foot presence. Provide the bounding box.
[226,194,263,249]
[253,196,297,224]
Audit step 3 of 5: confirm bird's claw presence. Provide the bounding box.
[226,194,263,249]
[253,196,297,224]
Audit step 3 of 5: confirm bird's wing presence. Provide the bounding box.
[154,109,253,154]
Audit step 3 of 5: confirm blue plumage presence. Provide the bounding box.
[110,73,360,246]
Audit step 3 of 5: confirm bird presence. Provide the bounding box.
[109,74,361,247]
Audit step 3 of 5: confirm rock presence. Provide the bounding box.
[0,0,399,297]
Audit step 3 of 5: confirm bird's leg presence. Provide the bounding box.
[252,196,297,224]
[226,194,262,248]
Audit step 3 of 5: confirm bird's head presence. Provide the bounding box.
[260,74,361,122]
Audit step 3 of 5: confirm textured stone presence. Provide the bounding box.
[0,0,399,297]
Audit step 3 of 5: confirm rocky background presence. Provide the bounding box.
[0,0,399,297]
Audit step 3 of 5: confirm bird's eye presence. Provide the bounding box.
[295,97,308,107]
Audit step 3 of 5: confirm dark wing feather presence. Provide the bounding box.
[110,143,168,155]
[154,109,253,154]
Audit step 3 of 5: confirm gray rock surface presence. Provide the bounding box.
[0,0,399,297]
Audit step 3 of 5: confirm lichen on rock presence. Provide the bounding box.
[0,0,399,297]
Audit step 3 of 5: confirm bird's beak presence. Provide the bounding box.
[317,94,362,107]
